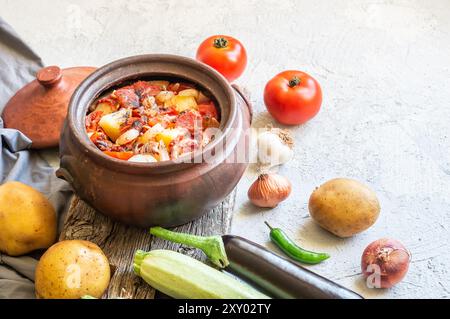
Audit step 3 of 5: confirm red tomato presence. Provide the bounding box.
[176,110,202,133]
[85,110,103,132]
[103,151,134,160]
[264,70,322,125]
[159,107,178,116]
[198,102,218,119]
[89,131,103,143]
[133,81,160,97]
[196,35,247,82]
[114,87,139,108]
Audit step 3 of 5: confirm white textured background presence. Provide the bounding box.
[2,0,449,298]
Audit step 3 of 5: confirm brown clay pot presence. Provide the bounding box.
[57,54,252,227]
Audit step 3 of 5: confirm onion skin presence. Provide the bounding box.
[248,174,292,208]
[361,238,410,288]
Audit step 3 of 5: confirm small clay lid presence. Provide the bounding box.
[2,65,96,149]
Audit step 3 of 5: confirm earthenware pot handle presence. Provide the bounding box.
[56,156,74,184]
[232,84,253,123]
[56,167,74,184]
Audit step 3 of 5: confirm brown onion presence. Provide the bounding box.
[361,238,410,288]
[248,173,292,208]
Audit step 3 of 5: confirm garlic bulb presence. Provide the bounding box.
[258,128,294,168]
[248,173,292,208]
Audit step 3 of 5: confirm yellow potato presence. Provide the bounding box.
[178,88,199,99]
[138,123,164,144]
[308,178,380,238]
[0,181,56,256]
[171,95,198,113]
[156,128,185,148]
[35,240,111,299]
[156,90,175,103]
[98,108,130,141]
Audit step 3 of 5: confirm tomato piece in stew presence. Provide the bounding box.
[176,110,203,133]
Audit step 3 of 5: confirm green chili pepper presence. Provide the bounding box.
[149,226,229,268]
[264,221,330,264]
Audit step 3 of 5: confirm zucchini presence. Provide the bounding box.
[133,249,270,299]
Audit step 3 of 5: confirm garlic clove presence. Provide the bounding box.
[248,173,292,208]
[257,129,294,168]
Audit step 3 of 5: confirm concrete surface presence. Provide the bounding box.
[1,0,449,298]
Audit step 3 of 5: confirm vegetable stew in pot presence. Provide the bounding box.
[85,80,220,162]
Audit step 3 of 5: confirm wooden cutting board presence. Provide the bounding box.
[59,191,236,299]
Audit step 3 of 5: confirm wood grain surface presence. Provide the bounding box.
[59,191,235,299]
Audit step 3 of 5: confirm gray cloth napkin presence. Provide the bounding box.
[0,17,73,299]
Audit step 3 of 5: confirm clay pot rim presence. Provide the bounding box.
[67,54,237,172]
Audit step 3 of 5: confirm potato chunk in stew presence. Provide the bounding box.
[171,95,198,113]
[98,109,130,141]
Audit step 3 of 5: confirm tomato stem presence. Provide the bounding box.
[213,37,228,49]
[288,76,301,87]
